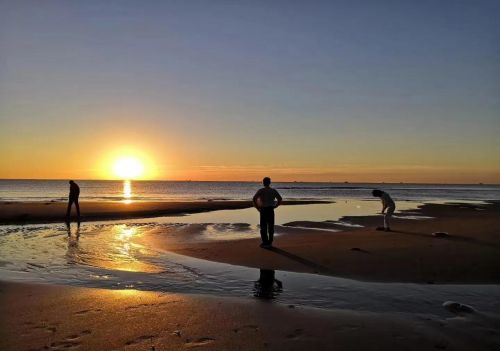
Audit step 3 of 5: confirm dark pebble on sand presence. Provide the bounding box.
[432,232,450,238]
[443,301,476,314]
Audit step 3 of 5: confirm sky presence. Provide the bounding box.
[1,0,499,183]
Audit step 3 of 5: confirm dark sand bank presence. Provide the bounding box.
[0,200,328,224]
[150,202,500,283]
[1,281,498,351]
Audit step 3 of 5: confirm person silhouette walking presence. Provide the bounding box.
[253,177,282,248]
[66,180,80,222]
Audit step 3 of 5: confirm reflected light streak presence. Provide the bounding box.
[123,180,132,204]
[116,225,137,241]
[109,225,154,272]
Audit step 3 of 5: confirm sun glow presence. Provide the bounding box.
[113,157,144,179]
[98,147,159,180]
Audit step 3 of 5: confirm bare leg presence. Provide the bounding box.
[268,209,275,245]
[385,207,395,230]
[66,199,73,219]
[75,199,80,218]
[260,210,268,245]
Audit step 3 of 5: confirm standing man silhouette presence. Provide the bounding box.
[253,177,282,248]
[66,180,80,222]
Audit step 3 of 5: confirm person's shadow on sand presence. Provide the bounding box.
[266,247,330,274]
[253,269,283,299]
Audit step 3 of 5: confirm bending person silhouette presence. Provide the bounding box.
[372,189,395,231]
[66,180,80,222]
[253,177,282,248]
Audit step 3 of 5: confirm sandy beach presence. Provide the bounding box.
[2,281,499,351]
[148,201,500,284]
[1,200,499,350]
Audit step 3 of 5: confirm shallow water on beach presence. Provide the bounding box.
[115,199,430,227]
[1,201,499,317]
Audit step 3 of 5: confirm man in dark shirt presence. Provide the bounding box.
[66,180,80,221]
[253,177,282,248]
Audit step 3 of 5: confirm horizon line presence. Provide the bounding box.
[0,178,498,186]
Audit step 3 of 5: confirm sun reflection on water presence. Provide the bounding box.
[116,225,137,241]
[99,224,161,272]
[123,180,132,204]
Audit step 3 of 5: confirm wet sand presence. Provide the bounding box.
[151,202,500,283]
[2,281,499,351]
[1,203,499,349]
[0,200,327,224]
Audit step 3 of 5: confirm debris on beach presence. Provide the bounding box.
[432,232,450,238]
[350,247,369,253]
[443,301,476,314]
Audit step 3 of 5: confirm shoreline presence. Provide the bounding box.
[1,200,498,284]
[149,201,500,284]
[0,200,329,225]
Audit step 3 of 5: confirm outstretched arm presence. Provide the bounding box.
[381,195,388,213]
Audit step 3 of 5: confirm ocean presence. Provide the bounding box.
[0,179,499,203]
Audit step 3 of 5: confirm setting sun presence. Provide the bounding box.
[113,157,144,179]
[96,147,159,180]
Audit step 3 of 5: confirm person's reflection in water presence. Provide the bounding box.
[66,221,81,239]
[253,269,283,299]
[66,222,81,265]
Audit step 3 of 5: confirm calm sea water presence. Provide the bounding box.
[1,180,499,202]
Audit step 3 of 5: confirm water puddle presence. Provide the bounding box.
[126,199,425,225]
[1,217,499,317]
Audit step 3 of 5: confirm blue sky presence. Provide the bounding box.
[1,1,499,182]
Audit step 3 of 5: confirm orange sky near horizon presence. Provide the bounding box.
[1,107,499,184]
[1,137,499,184]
